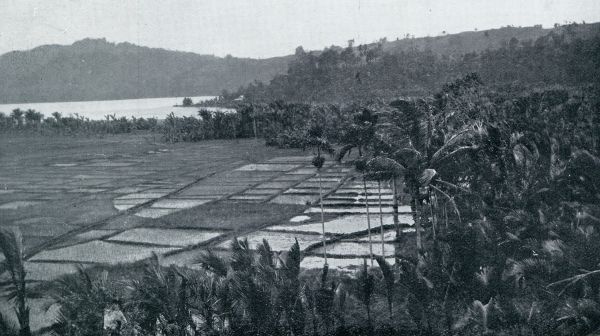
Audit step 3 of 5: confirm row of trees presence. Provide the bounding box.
[160,104,347,145]
[0,109,158,135]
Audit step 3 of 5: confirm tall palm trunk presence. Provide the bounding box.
[413,192,423,251]
[428,188,437,244]
[318,171,327,265]
[362,176,373,266]
[15,268,30,336]
[377,180,385,257]
[392,177,400,239]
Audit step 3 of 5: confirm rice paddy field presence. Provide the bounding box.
[0,132,417,331]
[0,132,413,277]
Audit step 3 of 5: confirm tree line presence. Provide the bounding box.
[0,109,158,135]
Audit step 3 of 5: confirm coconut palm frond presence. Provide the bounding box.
[419,169,437,187]
[230,238,253,272]
[0,227,31,336]
[335,144,356,162]
[284,239,301,280]
[430,184,462,223]
[257,239,274,269]
[0,311,17,336]
[390,99,429,153]
[196,250,228,278]
[366,156,405,177]
[0,227,25,276]
[548,269,600,296]
[430,125,483,166]
[435,178,471,194]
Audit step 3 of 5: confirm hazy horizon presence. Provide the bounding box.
[2,20,598,60]
[2,0,600,58]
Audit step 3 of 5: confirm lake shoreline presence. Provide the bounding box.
[0,96,224,121]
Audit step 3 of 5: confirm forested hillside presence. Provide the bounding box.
[239,22,600,103]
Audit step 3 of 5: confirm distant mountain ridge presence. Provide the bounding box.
[0,38,292,104]
[380,23,599,55]
[1,23,597,104]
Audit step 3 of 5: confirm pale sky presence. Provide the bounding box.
[1,0,599,58]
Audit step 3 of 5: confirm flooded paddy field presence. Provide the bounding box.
[1,132,415,282]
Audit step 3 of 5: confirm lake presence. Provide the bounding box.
[0,96,234,121]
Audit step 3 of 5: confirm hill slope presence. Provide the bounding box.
[380,23,599,55]
[0,39,292,103]
[239,22,600,103]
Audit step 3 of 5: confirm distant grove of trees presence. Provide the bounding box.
[0,109,158,135]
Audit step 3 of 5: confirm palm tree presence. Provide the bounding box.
[47,267,128,336]
[131,254,194,335]
[197,239,307,335]
[355,159,374,266]
[366,156,405,255]
[0,227,31,336]
[315,264,334,334]
[10,109,23,129]
[305,123,334,266]
[337,108,379,265]
[381,99,485,250]
[23,109,42,129]
[51,112,62,122]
